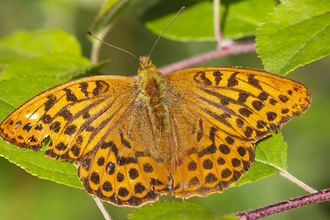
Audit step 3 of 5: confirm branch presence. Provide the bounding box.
[159,42,256,75]
[236,189,330,220]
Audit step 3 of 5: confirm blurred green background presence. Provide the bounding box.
[0,0,329,220]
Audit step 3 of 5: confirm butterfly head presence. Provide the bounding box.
[138,55,166,91]
[138,55,161,77]
[139,55,153,69]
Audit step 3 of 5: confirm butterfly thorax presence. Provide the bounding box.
[138,56,171,165]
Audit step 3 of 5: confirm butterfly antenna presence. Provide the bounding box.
[85,30,140,62]
[148,6,185,62]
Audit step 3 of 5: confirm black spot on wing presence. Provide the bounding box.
[44,95,57,111]
[63,88,78,102]
[79,82,89,97]
[227,72,239,87]
[193,71,212,86]
[213,70,223,85]
[248,74,262,89]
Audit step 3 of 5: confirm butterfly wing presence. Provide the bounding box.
[77,93,172,207]
[0,75,171,207]
[0,75,138,159]
[165,66,311,198]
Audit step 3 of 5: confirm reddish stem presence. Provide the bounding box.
[159,41,256,74]
[236,189,330,220]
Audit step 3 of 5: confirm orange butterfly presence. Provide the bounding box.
[0,53,310,206]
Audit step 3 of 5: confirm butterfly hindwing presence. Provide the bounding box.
[166,84,254,198]
[78,94,171,206]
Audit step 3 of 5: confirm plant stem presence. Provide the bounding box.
[279,171,318,194]
[213,0,234,49]
[159,42,256,74]
[93,196,112,220]
[236,189,330,220]
[213,0,222,46]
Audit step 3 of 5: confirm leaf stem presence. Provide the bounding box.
[213,0,234,49]
[73,164,112,219]
[93,196,112,220]
[213,0,222,46]
[236,189,330,220]
[279,171,318,194]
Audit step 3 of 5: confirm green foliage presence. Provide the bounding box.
[0,30,81,66]
[90,0,135,35]
[0,0,329,220]
[257,0,330,75]
[140,0,276,41]
[129,201,239,220]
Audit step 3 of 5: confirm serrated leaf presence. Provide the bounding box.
[0,76,64,108]
[0,76,83,189]
[255,132,287,171]
[129,201,239,220]
[256,0,330,75]
[0,30,81,66]
[0,53,106,81]
[140,0,276,41]
[0,140,83,189]
[233,132,286,187]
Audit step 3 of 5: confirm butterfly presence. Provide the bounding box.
[0,52,311,207]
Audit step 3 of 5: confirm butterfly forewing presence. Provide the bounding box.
[166,66,311,141]
[0,75,137,159]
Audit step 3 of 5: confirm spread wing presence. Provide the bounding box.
[165,66,311,198]
[0,75,170,207]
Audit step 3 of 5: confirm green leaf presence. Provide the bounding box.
[221,0,276,39]
[90,0,135,36]
[129,201,239,220]
[0,139,83,189]
[256,0,330,75]
[0,76,63,108]
[0,30,81,66]
[0,76,83,189]
[140,0,276,41]
[234,132,286,187]
[0,53,106,81]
